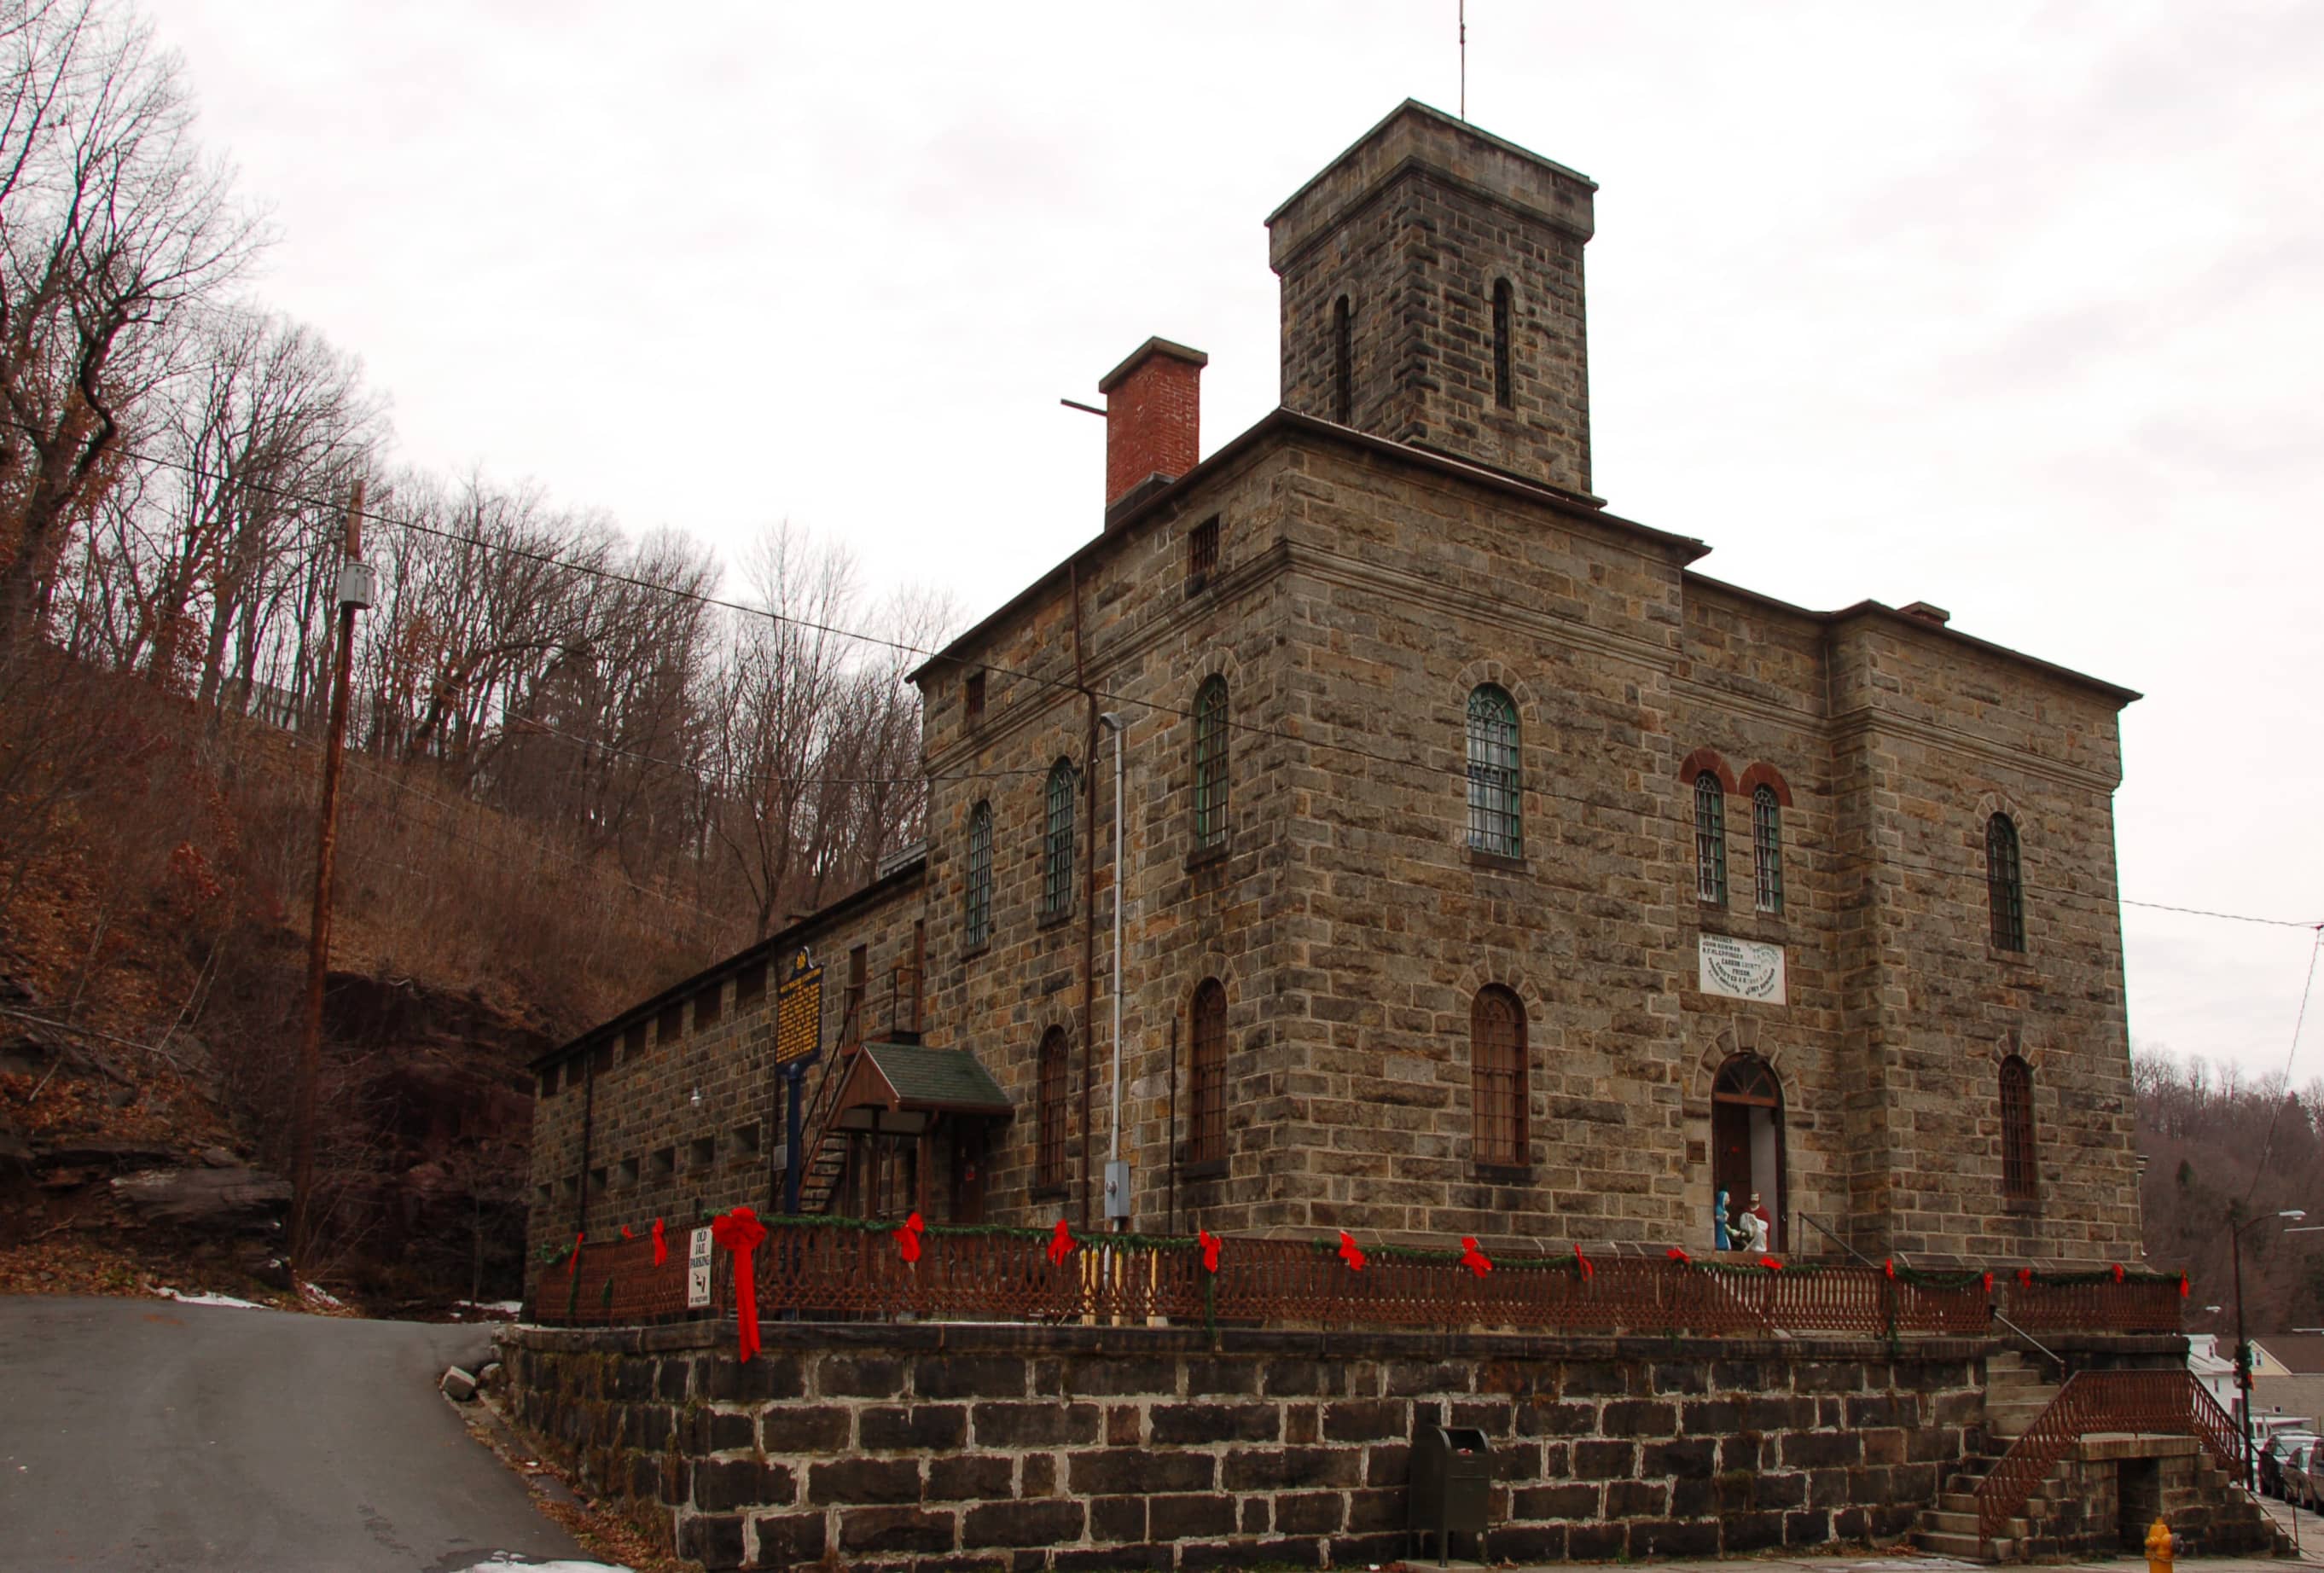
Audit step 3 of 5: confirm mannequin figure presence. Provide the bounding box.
[1732,1196,1767,1253]
[1713,1188,1732,1251]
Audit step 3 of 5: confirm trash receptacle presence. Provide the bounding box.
[1410,1424,1491,1566]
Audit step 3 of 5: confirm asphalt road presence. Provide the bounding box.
[0,1295,594,1573]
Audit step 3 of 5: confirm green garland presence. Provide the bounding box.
[1893,1265,1987,1291]
[2020,1267,2179,1288]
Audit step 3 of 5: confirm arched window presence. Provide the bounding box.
[1694,772,1727,906]
[1188,979,1227,1166]
[1473,986,1527,1170]
[1491,279,1514,409]
[1752,785,1784,914]
[1043,759,1077,920]
[1987,813,2025,951]
[1466,685,1522,858]
[1333,294,1353,424]
[2000,1054,2036,1202]
[1037,1026,1069,1189]
[1193,677,1229,852]
[964,800,993,947]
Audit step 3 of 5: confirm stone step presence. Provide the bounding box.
[1922,1511,1981,1535]
[1913,1529,1990,1561]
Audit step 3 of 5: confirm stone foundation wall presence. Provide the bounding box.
[500,1321,1990,1570]
[2018,1436,2280,1560]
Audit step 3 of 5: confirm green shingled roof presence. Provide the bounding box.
[862,1042,1012,1115]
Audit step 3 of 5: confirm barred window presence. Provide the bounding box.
[1043,761,1077,919]
[1694,772,1728,907]
[2000,1054,2036,1201]
[964,799,993,947]
[964,669,985,728]
[1187,516,1218,596]
[1988,813,2025,951]
[1037,1026,1069,1189]
[1492,278,1514,409]
[1193,676,1229,851]
[1466,685,1522,858]
[1752,785,1784,914]
[1189,979,1227,1166]
[1473,986,1527,1169]
[1333,294,1353,424]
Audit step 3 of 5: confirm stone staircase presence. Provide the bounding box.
[1912,1353,2291,1564]
[1913,1350,2058,1561]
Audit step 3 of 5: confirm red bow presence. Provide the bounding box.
[1048,1219,1077,1266]
[1666,1246,1691,1265]
[1883,1258,1895,1280]
[2017,1267,2034,1288]
[710,1206,769,1363]
[568,1231,584,1276]
[1573,1244,1594,1282]
[2179,1273,2191,1298]
[2112,1262,2125,1284]
[895,1210,926,1263]
[620,1225,634,1240]
[1199,1228,1221,1274]
[1460,1237,1493,1278]
[1982,1271,1995,1296]
[1338,1231,1367,1272]
[1759,1256,1784,1272]
[651,1216,667,1267]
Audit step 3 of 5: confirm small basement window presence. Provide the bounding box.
[651,1146,676,1178]
[733,1122,760,1156]
[657,1002,685,1044]
[618,1156,639,1188]
[689,1135,717,1171]
[591,1042,613,1076]
[735,961,768,1007]
[589,1166,607,1196]
[694,986,722,1031]
[534,1183,551,1206]
[622,1023,647,1062]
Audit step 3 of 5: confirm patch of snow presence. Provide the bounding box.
[154,1287,266,1309]
[299,1281,346,1308]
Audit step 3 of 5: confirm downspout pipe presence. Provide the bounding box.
[1100,712,1127,1228]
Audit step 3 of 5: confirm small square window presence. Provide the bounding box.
[651,1146,676,1178]
[1187,517,1219,595]
[735,961,768,1007]
[733,1122,760,1156]
[618,1156,639,1187]
[694,987,722,1030]
[622,1023,647,1062]
[534,1183,551,1206]
[589,1166,607,1196]
[537,1065,559,1097]
[689,1135,717,1171]
[965,670,986,728]
[590,1042,613,1076]
[657,1003,684,1044]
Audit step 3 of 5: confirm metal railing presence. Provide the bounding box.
[1973,1370,2243,1541]
[2002,1274,2183,1335]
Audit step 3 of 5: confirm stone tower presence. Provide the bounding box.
[1267,100,1599,497]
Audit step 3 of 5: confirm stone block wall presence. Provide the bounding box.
[500,1321,1988,1571]
[2013,1435,2281,1559]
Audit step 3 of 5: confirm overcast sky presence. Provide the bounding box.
[148,0,2322,1078]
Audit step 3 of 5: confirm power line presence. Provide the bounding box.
[44,416,2315,936]
[2240,927,2324,1206]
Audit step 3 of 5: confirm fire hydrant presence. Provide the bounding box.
[2146,1518,2174,1573]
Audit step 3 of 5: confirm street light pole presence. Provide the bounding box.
[2228,1204,2309,1491]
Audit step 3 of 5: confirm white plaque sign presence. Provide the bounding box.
[687,1225,714,1309]
[1699,934,1786,1004]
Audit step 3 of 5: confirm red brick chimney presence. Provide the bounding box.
[1099,337,1206,524]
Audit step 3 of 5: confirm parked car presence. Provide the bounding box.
[2289,1441,2324,1509]
[2264,1433,2320,1500]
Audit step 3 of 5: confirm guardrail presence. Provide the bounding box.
[2002,1274,2184,1335]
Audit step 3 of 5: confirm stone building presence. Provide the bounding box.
[526,101,2142,1286]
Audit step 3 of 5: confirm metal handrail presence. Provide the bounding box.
[1991,1305,2066,1381]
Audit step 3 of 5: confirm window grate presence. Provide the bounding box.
[1466,685,1522,858]
[1752,785,1784,914]
[1988,813,2025,951]
[1037,1027,1069,1187]
[1473,987,1526,1168]
[1043,761,1077,919]
[1492,279,1514,409]
[1193,677,1229,850]
[965,800,993,947]
[1694,772,1728,907]
[1189,980,1228,1165]
[964,669,985,728]
[2000,1054,2036,1200]
[1186,517,1218,596]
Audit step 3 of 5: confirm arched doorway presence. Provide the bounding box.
[1711,1054,1786,1251]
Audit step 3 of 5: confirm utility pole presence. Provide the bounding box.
[2228,1202,2310,1490]
[289,480,371,1269]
